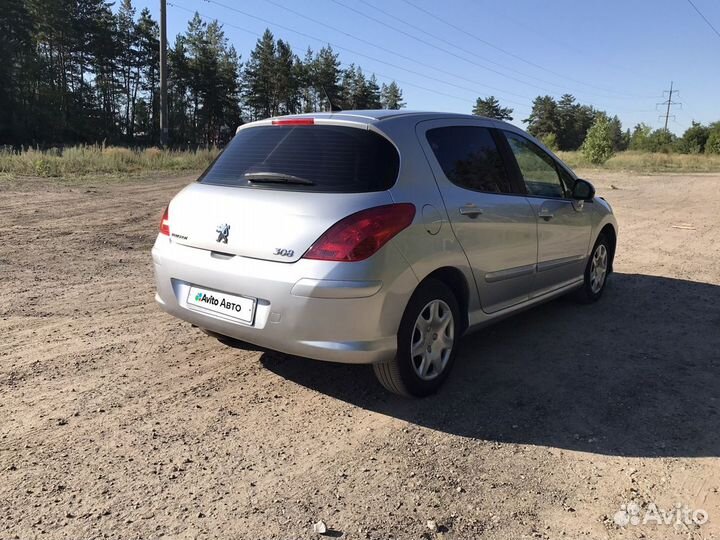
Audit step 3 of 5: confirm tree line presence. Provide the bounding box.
[3,0,715,156]
[473,94,628,153]
[0,0,405,147]
[472,94,720,162]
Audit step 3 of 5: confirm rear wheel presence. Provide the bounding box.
[373,279,461,397]
[577,234,611,303]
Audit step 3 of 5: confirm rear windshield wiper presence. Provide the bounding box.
[244,172,315,186]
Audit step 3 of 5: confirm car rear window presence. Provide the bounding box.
[198,125,399,192]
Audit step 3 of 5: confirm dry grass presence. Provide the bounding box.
[3,145,719,179]
[557,150,720,173]
[0,144,219,177]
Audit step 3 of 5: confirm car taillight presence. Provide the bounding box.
[271,118,315,126]
[159,206,170,236]
[303,204,416,262]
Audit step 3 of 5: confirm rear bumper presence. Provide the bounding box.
[152,236,417,364]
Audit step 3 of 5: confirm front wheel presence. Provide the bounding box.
[577,234,611,303]
[373,279,461,397]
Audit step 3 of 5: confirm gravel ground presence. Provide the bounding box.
[1,171,719,540]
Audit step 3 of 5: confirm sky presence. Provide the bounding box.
[132,0,720,135]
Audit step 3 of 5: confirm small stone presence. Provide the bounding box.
[427,519,438,532]
[313,520,327,534]
[456,486,464,493]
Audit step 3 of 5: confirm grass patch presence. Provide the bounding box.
[4,145,719,179]
[556,150,720,173]
[0,144,219,177]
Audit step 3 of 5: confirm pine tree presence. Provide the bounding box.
[313,45,341,111]
[0,0,36,143]
[380,81,404,110]
[168,35,191,143]
[243,29,277,120]
[275,39,300,115]
[298,47,317,113]
[116,0,138,139]
[340,64,357,109]
[556,94,578,150]
[608,115,626,151]
[135,8,159,142]
[524,96,559,139]
[472,96,513,120]
[364,74,382,109]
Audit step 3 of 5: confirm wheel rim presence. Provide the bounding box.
[410,299,455,381]
[589,243,608,294]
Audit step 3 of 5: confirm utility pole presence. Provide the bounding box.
[159,0,169,147]
[657,81,681,132]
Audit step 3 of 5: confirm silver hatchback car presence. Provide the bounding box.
[153,110,617,397]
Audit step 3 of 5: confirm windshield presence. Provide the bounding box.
[199,125,400,193]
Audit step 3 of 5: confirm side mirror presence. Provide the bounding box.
[572,179,595,201]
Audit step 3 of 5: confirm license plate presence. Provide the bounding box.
[186,286,256,325]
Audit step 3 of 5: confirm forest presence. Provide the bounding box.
[0,0,405,147]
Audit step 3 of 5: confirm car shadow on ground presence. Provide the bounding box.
[259,273,720,458]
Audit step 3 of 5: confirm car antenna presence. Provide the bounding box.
[321,86,343,112]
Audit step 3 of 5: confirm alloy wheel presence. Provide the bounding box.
[410,299,455,381]
[590,244,608,294]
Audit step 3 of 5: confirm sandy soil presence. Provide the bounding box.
[1,171,719,540]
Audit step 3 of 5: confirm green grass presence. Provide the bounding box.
[556,150,720,173]
[0,144,219,178]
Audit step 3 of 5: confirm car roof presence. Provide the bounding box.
[268,109,514,128]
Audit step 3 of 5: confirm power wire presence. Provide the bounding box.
[199,0,533,106]
[686,0,720,39]
[396,0,658,99]
[167,2,531,111]
[357,0,629,100]
[331,0,573,96]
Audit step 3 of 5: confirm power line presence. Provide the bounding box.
[342,0,581,96]
[167,2,531,111]
[200,0,533,106]
[331,0,589,98]
[395,0,656,100]
[256,0,532,102]
[259,0,528,97]
[686,0,720,39]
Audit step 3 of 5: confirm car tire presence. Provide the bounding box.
[373,278,461,397]
[576,233,611,303]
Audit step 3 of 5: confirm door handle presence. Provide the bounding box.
[459,205,483,217]
[538,209,554,221]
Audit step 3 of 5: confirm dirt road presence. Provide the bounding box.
[1,171,719,539]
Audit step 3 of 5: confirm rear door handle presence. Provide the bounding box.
[538,209,554,221]
[459,205,483,217]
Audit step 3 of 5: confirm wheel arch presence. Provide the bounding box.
[419,266,470,333]
[598,223,617,272]
[597,223,617,273]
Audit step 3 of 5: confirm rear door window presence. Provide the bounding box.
[199,125,399,193]
[425,126,514,194]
